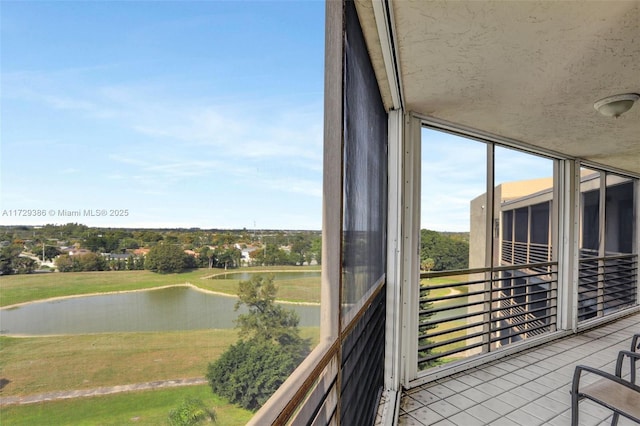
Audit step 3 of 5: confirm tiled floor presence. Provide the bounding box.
[399,312,640,426]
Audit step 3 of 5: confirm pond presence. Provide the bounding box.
[209,270,321,280]
[0,286,320,336]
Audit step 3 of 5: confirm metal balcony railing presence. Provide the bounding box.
[418,262,557,370]
[501,240,551,272]
[529,242,551,265]
[513,242,528,265]
[502,241,513,264]
[578,251,638,322]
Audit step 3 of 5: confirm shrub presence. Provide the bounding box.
[168,397,215,426]
[206,339,305,411]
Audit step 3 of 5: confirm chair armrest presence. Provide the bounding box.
[573,364,640,396]
[616,349,640,384]
[572,365,615,397]
[632,333,640,352]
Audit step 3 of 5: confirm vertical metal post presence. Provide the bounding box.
[321,1,344,422]
[401,114,421,384]
[385,109,403,392]
[484,143,495,352]
[597,172,606,317]
[635,179,640,306]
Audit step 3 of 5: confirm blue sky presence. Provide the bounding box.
[1,1,557,233]
[422,128,554,232]
[1,1,325,230]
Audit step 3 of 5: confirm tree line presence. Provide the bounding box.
[420,229,469,272]
[0,224,322,275]
[2,225,469,276]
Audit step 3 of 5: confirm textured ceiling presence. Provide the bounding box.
[356,0,640,175]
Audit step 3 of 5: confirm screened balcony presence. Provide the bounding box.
[249,2,639,424]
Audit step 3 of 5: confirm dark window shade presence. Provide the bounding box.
[582,189,600,253]
[530,202,550,245]
[342,0,387,315]
[340,1,387,424]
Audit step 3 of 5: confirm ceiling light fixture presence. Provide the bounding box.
[593,93,640,118]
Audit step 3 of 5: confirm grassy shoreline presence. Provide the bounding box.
[0,266,321,307]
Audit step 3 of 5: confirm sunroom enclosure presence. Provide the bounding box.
[250,1,640,424]
[412,125,638,383]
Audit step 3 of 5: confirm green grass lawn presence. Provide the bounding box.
[0,330,236,396]
[0,327,319,397]
[420,274,469,296]
[0,266,321,307]
[0,327,319,424]
[0,266,317,424]
[418,274,474,369]
[0,385,253,426]
[200,266,321,304]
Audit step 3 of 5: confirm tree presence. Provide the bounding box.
[133,230,164,245]
[55,254,75,272]
[128,254,145,270]
[55,252,107,272]
[255,244,293,266]
[290,234,311,265]
[0,244,23,275]
[76,252,107,271]
[420,229,469,271]
[421,258,435,273]
[206,274,310,411]
[40,246,61,262]
[235,274,303,346]
[14,256,36,274]
[213,247,240,269]
[0,244,36,275]
[146,244,193,273]
[310,236,322,265]
[198,246,214,268]
[118,238,139,251]
[83,231,107,253]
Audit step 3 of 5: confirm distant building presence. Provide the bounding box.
[68,249,92,256]
[101,253,131,261]
[235,243,259,265]
[132,248,150,257]
[469,172,636,348]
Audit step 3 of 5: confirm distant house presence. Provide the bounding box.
[235,243,259,265]
[132,248,150,257]
[101,253,131,261]
[68,249,92,256]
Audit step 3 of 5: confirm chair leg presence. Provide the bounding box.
[571,394,579,426]
[611,412,620,426]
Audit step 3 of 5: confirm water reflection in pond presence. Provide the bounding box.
[0,286,319,336]
[209,271,320,280]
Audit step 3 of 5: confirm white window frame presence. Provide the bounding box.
[403,115,577,386]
